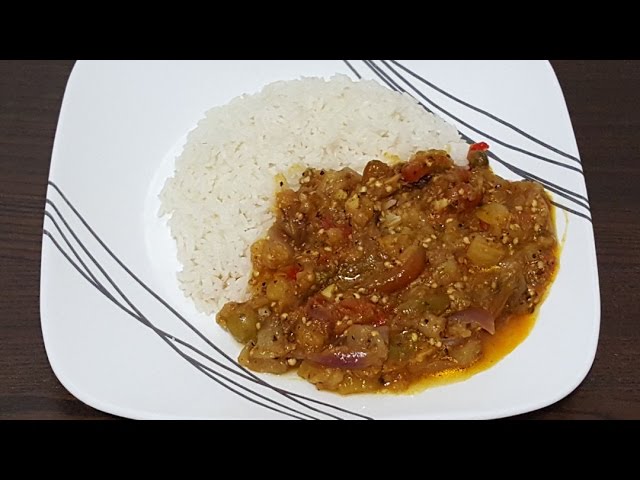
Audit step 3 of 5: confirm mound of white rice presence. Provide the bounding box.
[160,75,469,314]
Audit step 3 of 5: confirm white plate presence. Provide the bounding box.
[41,60,600,419]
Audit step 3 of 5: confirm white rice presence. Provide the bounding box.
[159,75,469,314]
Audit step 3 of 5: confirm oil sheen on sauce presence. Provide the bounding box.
[399,214,563,395]
[402,310,538,394]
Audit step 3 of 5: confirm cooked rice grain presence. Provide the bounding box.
[160,75,468,314]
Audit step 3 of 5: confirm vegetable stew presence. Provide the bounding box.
[217,147,558,394]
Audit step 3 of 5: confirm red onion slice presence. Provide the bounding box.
[448,308,495,335]
[307,350,372,370]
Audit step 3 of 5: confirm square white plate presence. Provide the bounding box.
[41,60,600,419]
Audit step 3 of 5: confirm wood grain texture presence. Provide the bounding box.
[0,60,638,420]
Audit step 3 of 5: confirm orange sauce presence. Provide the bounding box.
[400,208,565,395]
[404,312,537,393]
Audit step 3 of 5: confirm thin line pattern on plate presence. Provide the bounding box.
[43,181,372,420]
[44,60,590,419]
[343,60,591,222]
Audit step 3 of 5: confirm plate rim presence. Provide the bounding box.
[40,59,601,420]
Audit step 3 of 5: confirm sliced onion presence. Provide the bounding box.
[367,245,427,294]
[383,198,398,210]
[376,325,390,343]
[448,308,495,335]
[307,325,390,370]
[307,301,333,323]
[307,349,372,370]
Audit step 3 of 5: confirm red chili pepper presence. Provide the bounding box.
[469,142,490,152]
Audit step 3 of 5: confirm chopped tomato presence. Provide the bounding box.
[282,264,302,280]
[401,161,430,183]
[401,151,454,183]
[320,215,335,230]
[338,298,388,326]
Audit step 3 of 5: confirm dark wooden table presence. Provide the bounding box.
[1,60,638,420]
